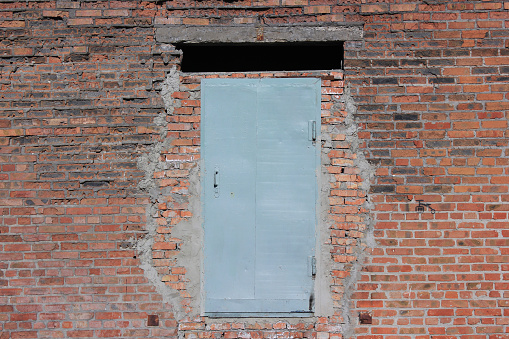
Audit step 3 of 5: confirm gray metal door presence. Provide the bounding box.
[202,78,320,317]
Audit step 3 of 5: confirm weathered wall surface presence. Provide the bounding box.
[0,1,508,338]
[345,3,509,337]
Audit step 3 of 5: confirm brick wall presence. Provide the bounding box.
[0,2,178,338]
[0,0,508,338]
[346,2,509,337]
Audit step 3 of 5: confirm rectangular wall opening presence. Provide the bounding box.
[177,42,344,73]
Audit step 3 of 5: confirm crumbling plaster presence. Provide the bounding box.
[336,85,376,338]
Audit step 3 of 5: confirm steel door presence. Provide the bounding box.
[202,78,320,316]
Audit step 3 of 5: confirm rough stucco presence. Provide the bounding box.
[316,85,376,321]
[136,68,191,321]
[337,85,376,338]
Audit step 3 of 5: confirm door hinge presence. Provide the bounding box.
[308,120,316,142]
[309,256,316,277]
[213,167,219,198]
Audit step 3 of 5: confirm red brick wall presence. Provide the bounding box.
[0,1,508,338]
[346,2,509,337]
[0,2,178,338]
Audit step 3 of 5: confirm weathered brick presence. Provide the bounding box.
[0,1,507,339]
[67,18,93,25]
[361,4,389,13]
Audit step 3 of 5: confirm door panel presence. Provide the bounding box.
[202,78,320,316]
[202,81,257,301]
[255,80,318,304]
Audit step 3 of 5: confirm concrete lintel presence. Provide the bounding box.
[156,24,364,44]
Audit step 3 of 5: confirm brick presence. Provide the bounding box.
[0,129,24,136]
[390,4,417,12]
[182,18,209,25]
[0,20,25,28]
[67,18,93,25]
[305,6,331,14]
[486,102,509,110]
[42,10,68,18]
[13,48,34,56]
[76,10,102,16]
[96,312,121,320]
[103,9,130,16]
[361,4,389,13]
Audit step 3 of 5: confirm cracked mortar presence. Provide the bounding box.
[136,66,202,323]
[336,85,376,338]
[136,68,376,337]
